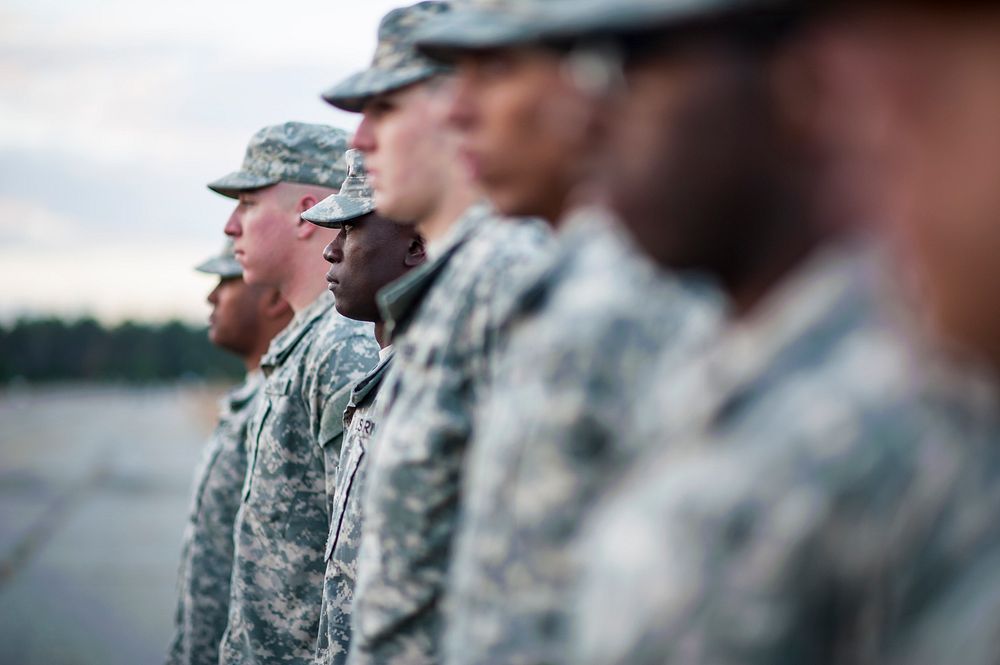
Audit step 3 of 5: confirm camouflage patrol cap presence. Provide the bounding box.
[195,238,243,279]
[536,0,800,43]
[207,122,350,199]
[415,0,798,57]
[414,0,559,59]
[321,2,453,113]
[301,150,377,228]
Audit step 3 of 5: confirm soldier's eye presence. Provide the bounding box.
[371,99,395,116]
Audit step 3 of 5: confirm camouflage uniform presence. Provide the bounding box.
[571,244,1000,665]
[314,350,396,665]
[320,9,553,663]
[347,205,552,665]
[167,241,261,665]
[207,123,381,665]
[301,150,399,665]
[443,209,719,665]
[167,373,261,665]
[217,293,379,665]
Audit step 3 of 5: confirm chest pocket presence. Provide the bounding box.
[242,375,292,502]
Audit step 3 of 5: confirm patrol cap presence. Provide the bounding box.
[536,0,801,44]
[195,238,243,279]
[414,0,561,59]
[321,2,454,113]
[207,122,350,198]
[415,0,799,58]
[301,150,376,228]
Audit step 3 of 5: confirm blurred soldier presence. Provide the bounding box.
[211,122,380,664]
[166,240,292,665]
[409,4,720,664]
[299,150,426,665]
[319,3,553,663]
[418,0,605,225]
[811,5,1000,663]
[829,4,1000,379]
[476,2,1000,664]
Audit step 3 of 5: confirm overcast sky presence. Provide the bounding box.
[0,0,405,324]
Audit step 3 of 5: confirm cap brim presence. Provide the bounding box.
[195,256,243,278]
[322,64,450,113]
[206,170,281,199]
[517,0,798,43]
[301,194,377,228]
[414,10,554,61]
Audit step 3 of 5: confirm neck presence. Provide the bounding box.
[243,354,262,373]
[725,229,829,319]
[374,321,388,349]
[417,170,478,245]
[280,250,330,312]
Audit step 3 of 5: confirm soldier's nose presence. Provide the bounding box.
[224,212,242,237]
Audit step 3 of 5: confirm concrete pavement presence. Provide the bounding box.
[0,384,225,665]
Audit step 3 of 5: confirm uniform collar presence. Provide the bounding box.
[376,202,493,343]
[260,291,336,374]
[350,347,396,408]
[661,237,886,435]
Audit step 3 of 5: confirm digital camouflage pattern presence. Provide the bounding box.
[414,0,566,57]
[195,238,244,279]
[571,244,1000,665]
[166,371,262,665]
[207,122,350,199]
[347,204,553,665]
[443,209,719,665]
[885,540,1000,665]
[302,150,377,229]
[415,0,795,58]
[537,0,798,44]
[322,1,453,113]
[315,350,396,665]
[218,292,379,665]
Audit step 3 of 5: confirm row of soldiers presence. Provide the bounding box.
[167,0,1000,664]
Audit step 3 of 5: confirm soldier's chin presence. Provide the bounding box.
[238,265,265,288]
[334,297,363,322]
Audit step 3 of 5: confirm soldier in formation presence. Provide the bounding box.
[169,1,1000,663]
[167,240,291,665]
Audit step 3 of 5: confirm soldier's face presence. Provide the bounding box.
[206,277,263,357]
[603,44,782,282]
[848,8,1000,367]
[322,213,425,323]
[446,47,599,224]
[353,83,450,224]
[224,184,299,287]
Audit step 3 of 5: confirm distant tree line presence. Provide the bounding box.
[0,317,244,384]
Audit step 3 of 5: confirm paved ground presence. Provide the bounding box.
[0,383,226,665]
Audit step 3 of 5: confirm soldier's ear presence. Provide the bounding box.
[295,195,320,239]
[404,235,426,268]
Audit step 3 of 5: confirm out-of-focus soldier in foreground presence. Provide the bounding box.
[412,4,719,664]
[822,5,1000,663]
[166,240,292,665]
[300,149,426,665]
[539,1,1000,664]
[211,123,380,664]
[320,4,552,663]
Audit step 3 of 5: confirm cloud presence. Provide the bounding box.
[0,197,79,246]
[0,0,405,322]
[0,0,400,165]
